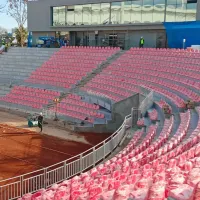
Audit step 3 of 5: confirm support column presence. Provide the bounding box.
[131,107,141,128]
[196,0,200,20]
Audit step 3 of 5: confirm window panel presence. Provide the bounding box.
[82,4,92,25]
[53,7,59,26]
[176,4,186,21]
[91,4,101,25]
[123,1,132,24]
[142,0,153,23]
[111,2,122,24]
[66,6,75,25]
[131,0,142,23]
[153,0,165,22]
[167,0,177,4]
[58,6,65,26]
[186,3,196,21]
[74,5,82,25]
[100,3,110,24]
[166,4,176,21]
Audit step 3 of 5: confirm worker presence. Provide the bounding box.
[59,38,63,47]
[64,37,67,47]
[38,112,44,132]
[139,36,144,48]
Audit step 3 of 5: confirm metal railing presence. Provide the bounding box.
[0,113,132,200]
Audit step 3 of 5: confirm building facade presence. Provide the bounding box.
[27,0,199,49]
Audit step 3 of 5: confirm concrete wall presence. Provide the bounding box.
[27,0,165,32]
[197,0,200,20]
[74,93,140,133]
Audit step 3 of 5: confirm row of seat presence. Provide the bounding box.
[25,47,119,90]
[137,118,145,127]
[49,93,105,122]
[42,63,96,70]
[61,98,100,110]
[13,85,60,96]
[107,63,200,89]
[118,58,200,73]
[130,47,200,57]
[148,109,158,121]
[126,54,200,65]
[85,73,186,108]
[0,86,60,110]
[81,48,199,108]
[19,105,200,199]
[51,107,95,124]
[55,103,104,119]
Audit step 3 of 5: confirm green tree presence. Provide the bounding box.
[15,26,27,47]
[7,0,27,47]
[0,4,5,13]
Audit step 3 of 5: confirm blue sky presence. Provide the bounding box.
[0,0,18,32]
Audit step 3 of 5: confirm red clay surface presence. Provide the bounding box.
[0,124,110,181]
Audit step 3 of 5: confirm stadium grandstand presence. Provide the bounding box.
[0,0,199,200]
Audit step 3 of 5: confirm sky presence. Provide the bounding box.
[0,0,18,32]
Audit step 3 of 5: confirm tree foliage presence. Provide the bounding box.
[0,3,6,13]
[0,26,7,36]
[15,26,27,46]
[7,0,28,46]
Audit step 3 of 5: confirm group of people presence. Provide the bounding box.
[59,37,70,47]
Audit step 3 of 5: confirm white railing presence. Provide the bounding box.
[0,114,132,200]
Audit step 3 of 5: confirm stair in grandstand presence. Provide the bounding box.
[73,50,126,91]
[0,47,58,85]
[0,84,12,97]
[45,50,126,113]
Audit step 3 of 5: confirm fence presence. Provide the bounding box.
[0,113,132,200]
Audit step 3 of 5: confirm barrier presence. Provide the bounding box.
[0,113,132,200]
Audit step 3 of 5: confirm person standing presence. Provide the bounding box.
[38,112,44,132]
[64,37,67,47]
[139,37,144,48]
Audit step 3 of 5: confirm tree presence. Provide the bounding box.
[15,26,27,46]
[7,0,27,47]
[0,3,6,13]
[0,26,7,36]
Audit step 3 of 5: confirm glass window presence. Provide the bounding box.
[91,4,101,24]
[53,7,59,26]
[82,4,92,25]
[166,4,176,21]
[142,0,153,23]
[66,6,75,25]
[131,0,142,23]
[58,6,66,26]
[123,1,132,24]
[74,5,83,25]
[111,2,122,24]
[167,0,177,4]
[176,4,186,21]
[53,7,65,26]
[100,3,110,24]
[153,0,165,22]
[186,3,197,21]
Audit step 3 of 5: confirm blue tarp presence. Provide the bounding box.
[164,21,200,49]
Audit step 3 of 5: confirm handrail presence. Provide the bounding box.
[0,112,132,200]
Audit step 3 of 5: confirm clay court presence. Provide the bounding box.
[0,110,110,183]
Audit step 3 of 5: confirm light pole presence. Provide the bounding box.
[54,97,60,121]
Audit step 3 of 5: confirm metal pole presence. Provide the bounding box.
[183,39,186,49]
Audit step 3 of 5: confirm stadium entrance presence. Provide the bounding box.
[70,31,126,49]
